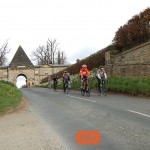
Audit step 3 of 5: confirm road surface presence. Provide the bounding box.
[21,88,150,150]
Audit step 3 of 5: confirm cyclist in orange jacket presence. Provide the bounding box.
[79,64,90,91]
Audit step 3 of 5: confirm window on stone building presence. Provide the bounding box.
[44,71,48,74]
[35,71,39,75]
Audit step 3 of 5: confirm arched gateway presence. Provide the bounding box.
[0,46,69,87]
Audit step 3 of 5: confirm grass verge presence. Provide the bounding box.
[37,74,150,97]
[0,80,22,114]
[107,77,150,96]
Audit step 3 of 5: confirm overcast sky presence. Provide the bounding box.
[0,0,149,65]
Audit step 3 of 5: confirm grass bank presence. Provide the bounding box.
[0,80,22,114]
[70,75,150,97]
[107,77,150,96]
[38,73,150,97]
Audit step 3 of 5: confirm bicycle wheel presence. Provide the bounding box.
[81,80,86,96]
[97,89,101,96]
[54,81,57,91]
[48,84,51,90]
[81,88,85,96]
[66,83,69,94]
[67,85,71,94]
[86,88,90,97]
[80,88,82,95]
[68,86,71,93]
[102,84,107,96]
[97,83,102,96]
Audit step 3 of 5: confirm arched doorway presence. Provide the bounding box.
[16,74,27,88]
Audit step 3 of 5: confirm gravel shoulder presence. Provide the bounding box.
[0,98,68,150]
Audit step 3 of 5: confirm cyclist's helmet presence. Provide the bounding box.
[99,66,104,70]
[82,64,87,68]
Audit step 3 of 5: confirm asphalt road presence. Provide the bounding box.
[21,88,150,150]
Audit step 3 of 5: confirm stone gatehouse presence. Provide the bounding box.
[0,46,70,87]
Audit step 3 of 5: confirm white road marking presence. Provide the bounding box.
[50,91,58,94]
[127,110,150,118]
[67,95,96,103]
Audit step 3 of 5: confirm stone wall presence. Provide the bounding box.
[105,41,150,77]
[0,64,70,87]
[0,67,8,81]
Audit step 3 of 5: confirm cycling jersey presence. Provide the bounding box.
[52,74,58,81]
[79,68,90,78]
[63,73,70,82]
[97,69,107,79]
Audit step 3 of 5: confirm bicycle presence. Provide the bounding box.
[64,79,71,94]
[81,77,90,97]
[47,81,51,90]
[53,80,57,91]
[97,79,108,96]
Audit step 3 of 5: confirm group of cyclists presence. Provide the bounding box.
[48,64,107,95]
[48,70,71,92]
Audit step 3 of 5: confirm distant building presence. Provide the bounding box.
[0,46,70,87]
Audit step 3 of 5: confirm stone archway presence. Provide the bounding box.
[16,73,34,88]
[16,74,27,88]
[0,46,70,87]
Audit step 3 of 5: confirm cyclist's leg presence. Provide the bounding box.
[81,79,86,95]
[68,80,71,88]
[102,79,107,96]
[85,79,90,96]
[47,81,49,86]
[99,79,102,93]
[55,80,58,91]
[68,81,71,92]
[53,81,55,90]
[66,81,69,94]
[81,79,83,91]
[49,81,51,89]
[86,79,88,90]
[97,78,101,91]
[63,82,66,92]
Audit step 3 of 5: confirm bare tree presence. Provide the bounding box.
[56,50,67,64]
[32,39,67,65]
[57,50,61,64]
[60,51,67,64]
[32,45,51,65]
[47,38,59,64]
[0,40,10,66]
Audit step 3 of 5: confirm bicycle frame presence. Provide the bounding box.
[97,79,107,96]
[81,78,90,97]
[53,80,57,91]
[64,79,71,94]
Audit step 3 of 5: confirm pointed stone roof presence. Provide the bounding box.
[9,46,33,67]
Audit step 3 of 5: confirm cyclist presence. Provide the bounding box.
[63,70,71,92]
[96,66,107,91]
[79,64,90,92]
[52,73,58,90]
[47,75,51,89]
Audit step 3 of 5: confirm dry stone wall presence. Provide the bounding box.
[105,41,150,77]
